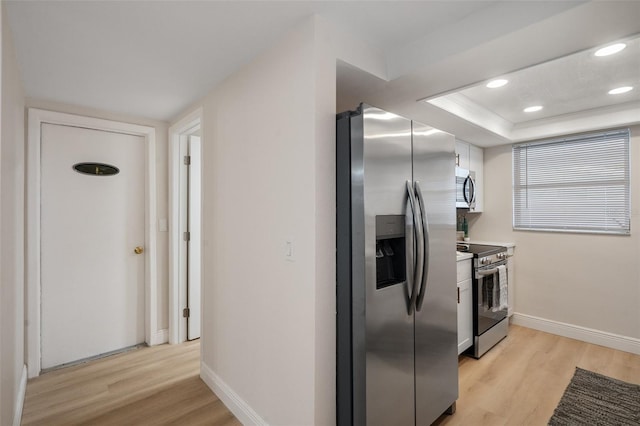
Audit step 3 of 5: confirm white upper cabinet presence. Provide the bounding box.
[456,139,484,213]
[455,140,470,169]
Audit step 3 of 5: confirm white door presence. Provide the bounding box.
[187,136,201,340]
[40,123,145,369]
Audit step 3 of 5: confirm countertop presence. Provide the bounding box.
[463,240,515,248]
[456,240,515,261]
[456,252,473,261]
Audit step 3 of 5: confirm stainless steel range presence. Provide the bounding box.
[459,244,509,358]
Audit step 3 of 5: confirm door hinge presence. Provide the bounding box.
[184,155,191,166]
[183,231,190,241]
[183,307,190,318]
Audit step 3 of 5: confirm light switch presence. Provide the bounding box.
[285,238,295,262]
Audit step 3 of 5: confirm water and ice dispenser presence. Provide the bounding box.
[375,215,406,289]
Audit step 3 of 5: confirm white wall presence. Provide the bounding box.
[25,99,171,335]
[0,3,26,424]
[171,15,385,426]
[196,20,319,425]
[468,126,640,341]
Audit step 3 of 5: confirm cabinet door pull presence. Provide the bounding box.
[457,287,460,304]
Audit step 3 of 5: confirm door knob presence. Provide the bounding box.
[134,246,144,254]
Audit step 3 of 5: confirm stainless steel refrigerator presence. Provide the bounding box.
[337,104,458,426]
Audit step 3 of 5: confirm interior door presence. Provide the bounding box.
[187,135,201,340]
[40,123,145,369]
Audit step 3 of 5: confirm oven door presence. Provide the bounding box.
[455,168,476,209]
[475,260,507,335]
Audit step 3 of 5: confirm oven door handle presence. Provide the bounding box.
[477,267,499,276]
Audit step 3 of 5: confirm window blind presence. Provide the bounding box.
[513,129,630,235]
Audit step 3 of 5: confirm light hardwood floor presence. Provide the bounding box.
[434,324,640,425]
[22,325,640,425]
[21,340,241,426]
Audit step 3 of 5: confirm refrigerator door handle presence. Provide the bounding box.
[414,181,430,311]
[406,180,423,315]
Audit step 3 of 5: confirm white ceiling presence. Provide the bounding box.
[4,0,499,122]
[453,35,640,124]
[335,1,640,146]
[424,34,640,142]
[5,0,640,141]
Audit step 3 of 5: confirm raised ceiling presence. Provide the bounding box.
[457,37,640,124]
[425,34,640,142]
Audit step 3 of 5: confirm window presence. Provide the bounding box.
[513,129,630,235]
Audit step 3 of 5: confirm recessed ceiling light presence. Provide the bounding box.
[594,43,626,57]
[486,79,508,88]
[608,86,633,95]
[523,106,543,113]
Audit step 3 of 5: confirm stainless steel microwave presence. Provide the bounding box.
[456,167,476,209]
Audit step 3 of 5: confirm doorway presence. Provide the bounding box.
[27,109,158,378]
[169,109,203,344]
[40,123,146,369]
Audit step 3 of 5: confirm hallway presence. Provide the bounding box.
[21,341,240,425]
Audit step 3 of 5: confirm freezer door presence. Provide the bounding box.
[361,105,416,426]
[412,123,459,425]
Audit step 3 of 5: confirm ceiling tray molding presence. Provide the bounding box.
[426,93,513,139]
[510,101,640,142]
[427,94,640,144]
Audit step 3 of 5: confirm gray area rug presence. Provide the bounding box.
[548,367,640,425]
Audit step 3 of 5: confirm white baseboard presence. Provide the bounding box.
[150,329,169,345]
[511,313,640,355]
[13,364,28,426]
[200,361,267,426]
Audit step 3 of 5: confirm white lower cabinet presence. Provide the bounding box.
[457,259,473,355]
